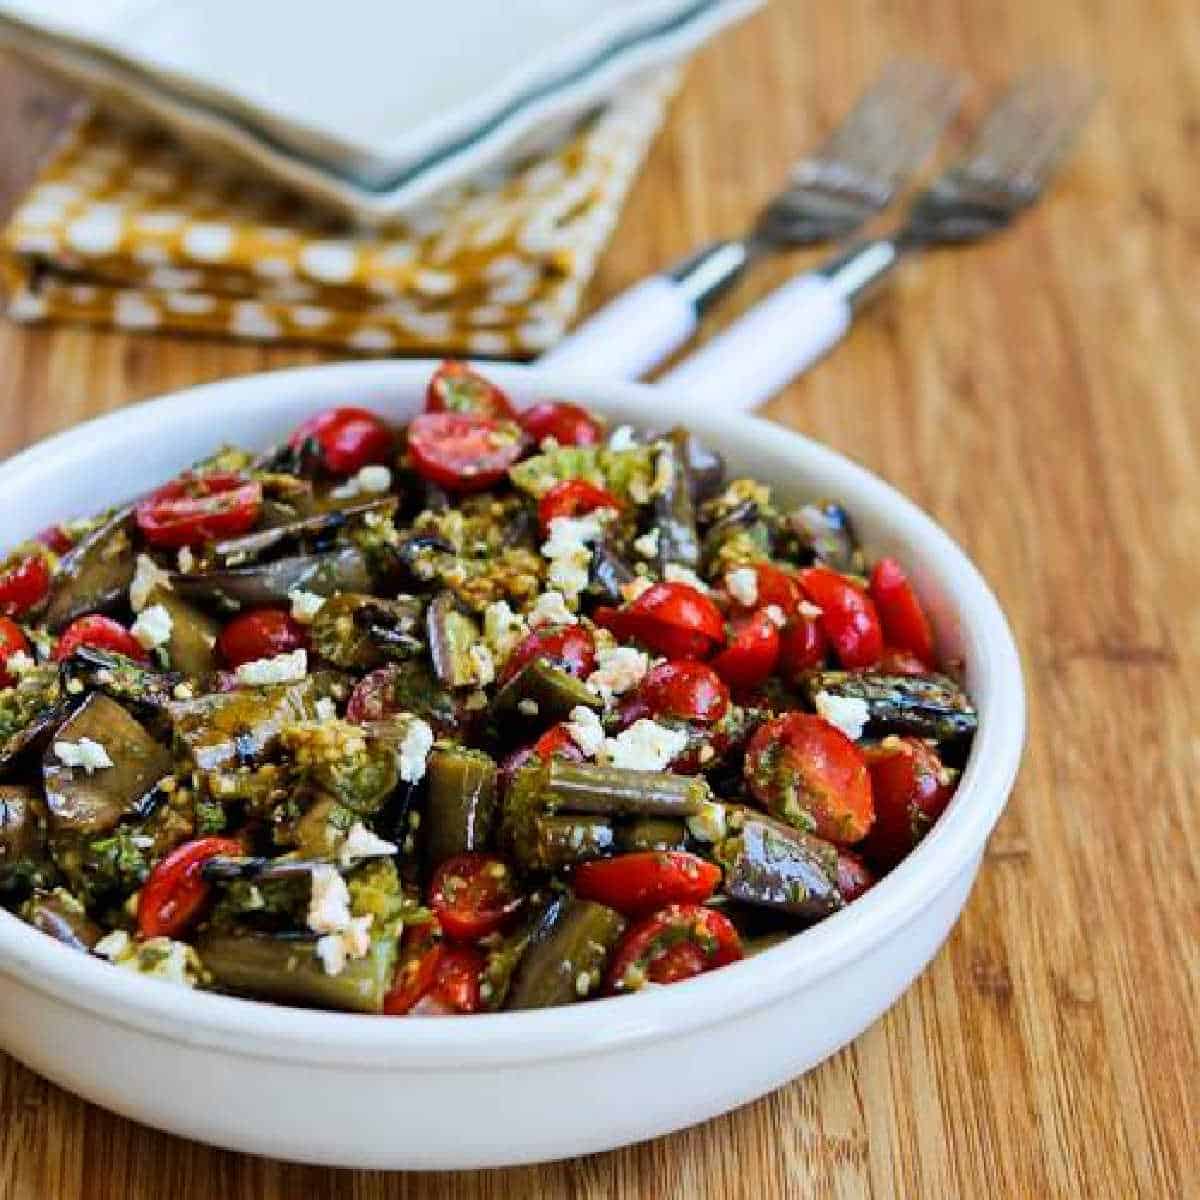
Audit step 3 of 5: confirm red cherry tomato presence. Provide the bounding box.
[518,400,603,447]
[725,563,804,615]
[406,412,525,493]
[777,614,828,681]
[498,623,596,687]
[594,582,725,661]
[217,609,305,669]
[744,712,874,845]
[35,525,74,555]
[288,406,394,475]
[384,922,444,1015]
[429,853,522,942]
[605,904,742,994]
[428,945,485,1014]
[622,660,729,726]
[135,472,262,548]
[0,554,51,618]
[836,848,876,902]
[710,609,781,691]
[0,617,32,687]
[861,738,955,869]
[536,480,621,536]
[797,566,883,670]
[869,558,935,667]
[137,836,243,938]
[532,724,586,762]
[878,646,930,676]
[425,361,515,419]
[54,614,149,663]
[573,851,721,916]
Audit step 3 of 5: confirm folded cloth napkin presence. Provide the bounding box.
[0,70,676,357]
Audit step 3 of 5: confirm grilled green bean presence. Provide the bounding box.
[491,659,602,723]
[424,747,498,869]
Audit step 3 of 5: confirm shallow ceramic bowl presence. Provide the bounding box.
[0,360,1024,1168]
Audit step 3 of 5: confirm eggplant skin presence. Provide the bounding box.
[169,546,373,611]
[43,507,136,631]
[801,671,978,743]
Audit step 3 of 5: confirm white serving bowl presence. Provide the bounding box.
[0,360,1024,1168]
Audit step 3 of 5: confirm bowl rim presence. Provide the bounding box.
[0,359,1025,1069]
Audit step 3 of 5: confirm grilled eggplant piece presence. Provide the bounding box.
[213,497,396,564]
[700,499,773,572]
[0,786,50,891]
[801,671,978,743]
[587,540,636,604]
[423,747,498,870]
[21,887,101,951]
[0,667,67,774]
[680,432,725,502]
[653,429,701,570]
[169,546,373,611]
[426,591,482,688]
[310,593,423,670]
[42,694,172,838]
[43,506,136,630]
[504,895,626,1010]
[787,501,862,573]
[145,587,221,677]
[716,809,842,921]
[59,647,182,714]
[491,660,602,724]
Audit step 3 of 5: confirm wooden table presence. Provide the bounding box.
[0,2,1196,1196]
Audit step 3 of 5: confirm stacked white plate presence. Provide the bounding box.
[0,0,760,225]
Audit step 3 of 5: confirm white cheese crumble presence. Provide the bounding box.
[130,603,173,650]
[129,553,172,612]
[339,822,398,870]
[356,465,392,493]
[605,719,689,772]
[586,646,650,704]
[5,649,35,676]
[307,864,353,935]
[633,529,660,559]
[94,929,131,961]
[289,589,326,624]
[483,600,528,659]
[315,914,375,977]
[608,424,637,452]
[815,692,871,741]
[235,648,308,686]
[96,931,202,988]
[764,604,787,628]
[468,642,495,687]
[397,716,434,783]
[565,706,606,758]
[663,564,710,592]
[176,546,195,573]
[540,513,608,599]
[686,800,728,844]
[726,567,758,607]
[53,737,113,774]
[315,696,337,722]
[527,589,577,628]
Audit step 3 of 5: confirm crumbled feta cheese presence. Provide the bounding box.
[236,648,308,686]
[357,465,392,494]
[94,930,131,961]
[686,800,728,843]
[483,600,528,659]
[129,553,172,612]
[565,706,606,757]
[338,821,398,867]
[527,590,577,628]
[586,646,649,704]
[468,642,495,687]
[176,546,195,573]
[307,864,353,935]
[315,915,374,976]
[315,932,347,976]
[289,589,326,624]
[541,513,607,599]
[726,567,758,607]
[608,424,637,452]
[315,697,337,722]
[764,604,787,628]
[130,603,173,650]
[663,564,710,592]
[5,649,35,676]
[96,931,201,988]
[517,698,540,717]
[633,529,660,559]
[814,691,871,741]
[397,717,434,783]
[604,719,689,772]
[53,737,113,774]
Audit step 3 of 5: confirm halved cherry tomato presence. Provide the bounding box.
[573,851,721,916]
[425,361,515,419]
[710,608,780,691]
[836,848,876,902]
[518,400,603,447]
[345,665,462,734]
[861,737,955,869]
[35,525,74,555]
[217,608,305,668]
[879,646,930,676]
[428,945,485,1014]
[406,412,525,493]
[744,712,874,845]
[498,623,596,687]
[605,903,742,994]
[54,614,148,663]
[797,566,883,670]
[384,922,444,1015]
[536,479,621,536]
[0,617,32,687]
[594,582,725,661]
[725,563,804,615]
[498,724,585,792]
[869,558,934,667]
[0,554,50,617]
[429,852,522,942]
[621,660,729,725]
[287,406,394,475]
[137,836,243,938]
[135,472,262,548]
[777,614,828,681]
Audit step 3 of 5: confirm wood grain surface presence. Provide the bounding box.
[0,1,1196,1196]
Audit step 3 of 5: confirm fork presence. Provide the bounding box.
[541,60,963,378]
[660,66,1099,408]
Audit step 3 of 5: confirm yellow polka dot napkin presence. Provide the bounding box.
[0,71,677,356]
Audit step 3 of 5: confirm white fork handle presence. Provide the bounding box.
[538,276,699,379]
[658,273,852,410]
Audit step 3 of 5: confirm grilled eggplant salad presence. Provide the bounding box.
[0,362,976,1014]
